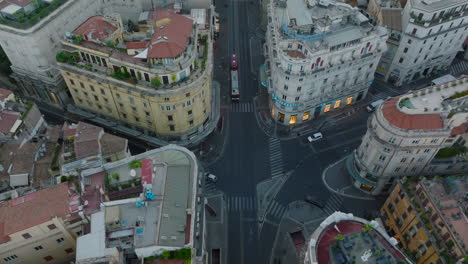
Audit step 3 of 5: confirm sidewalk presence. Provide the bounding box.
[321,156,376,201]
[253,87,372,141]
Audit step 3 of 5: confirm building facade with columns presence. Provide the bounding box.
[264,0,387,125]
[0,0,211,109]
[347,76,468,195]
[57,9,215,142]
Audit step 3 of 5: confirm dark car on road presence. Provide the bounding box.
[304,195,325,208]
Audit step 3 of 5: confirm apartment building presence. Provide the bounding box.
[57,9,214,143]
[348,76,468,195]
[76,145,207,264]
[0,183,86,264]
[0,0,211,109]
[373,0,468,86]
[380,177,467,264]
[264,0,387,125]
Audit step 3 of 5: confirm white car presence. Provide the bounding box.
[307,132,323,142]
[206,174,218,183]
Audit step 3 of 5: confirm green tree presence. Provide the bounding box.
[151,77,161,87]
[112,173,120,181]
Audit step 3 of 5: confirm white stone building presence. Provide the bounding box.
[348,76,468,195]
[378,0,468,86]
[263,0,387,125]
[0,0,211,108]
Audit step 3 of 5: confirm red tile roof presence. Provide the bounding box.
[381,98,444,130]
[141,159,153,185]
[5,0,33,7]
[126,41,149,49]
[0,111,20,134]
[451,123,468,136]
[73,16,117,42]
[0,183,75,243]
[0,88,13,102]
[74,122,103,159]
[147,9,193,59]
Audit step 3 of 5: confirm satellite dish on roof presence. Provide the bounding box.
[130,169,136,177]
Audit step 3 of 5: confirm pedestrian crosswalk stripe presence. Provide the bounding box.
[230,102,254,112]
[226,196,257,212]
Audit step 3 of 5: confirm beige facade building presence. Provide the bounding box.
[57,9,214,143]
[347,75,468,195]
[381,177,467,264]
[0,183,86,264]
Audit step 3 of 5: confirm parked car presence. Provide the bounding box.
[366,99,384,112]
[304,195,325,208]
[206,173,218,183]
[307,132,323,142]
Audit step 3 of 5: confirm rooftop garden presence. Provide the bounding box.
[399,98,415,109]
[56,51,80,65]
[0,0,69,29]
[144,248,192,264]
[435,146,467,159]
[448,90,468,100]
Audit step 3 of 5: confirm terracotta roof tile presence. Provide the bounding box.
[101,133,127,156]
[381,98,444,130]
[0,183,74,242]
[451,123,468,136]
[73,16,117,42]
[0,111,20,134]
[0,88,13,102]
[147,9,193,59]
[5,0,33,7]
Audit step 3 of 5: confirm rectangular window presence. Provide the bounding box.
[399,58,404,63]
[372,165,381,173]
[144,73,150,82]
[116,93,121,100]
[412,139,420,144]
[167,115,173,121]
[166,106,171,111]
[389,137,396,143]
[383,147,391,153]
[346,97,352,105]
[35,245,44,251]
[22,233,31,239]
[282,95,287,100]
[401,158,407,162]
[297,86,301,92]
[295,97,300,102]
[302,112,310,121]
[56,237,64,243]
[188,110,193,115]
[394,167,401,172]
[334,100,341,108]
[189,120,194,126]
[80,82,84,88]
[378,155,386,161]
[403,47,408,53]
[169,125,175,131]
[430,138,438,143]
[324,104,331,112]
[289,115,297,125]
[424,149,430,153]
[70,79,75,85]
[284,85,288,90]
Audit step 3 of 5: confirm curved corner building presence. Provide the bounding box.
[264,0,388,125]
[57,9,215,143]
[348,76,468,195]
